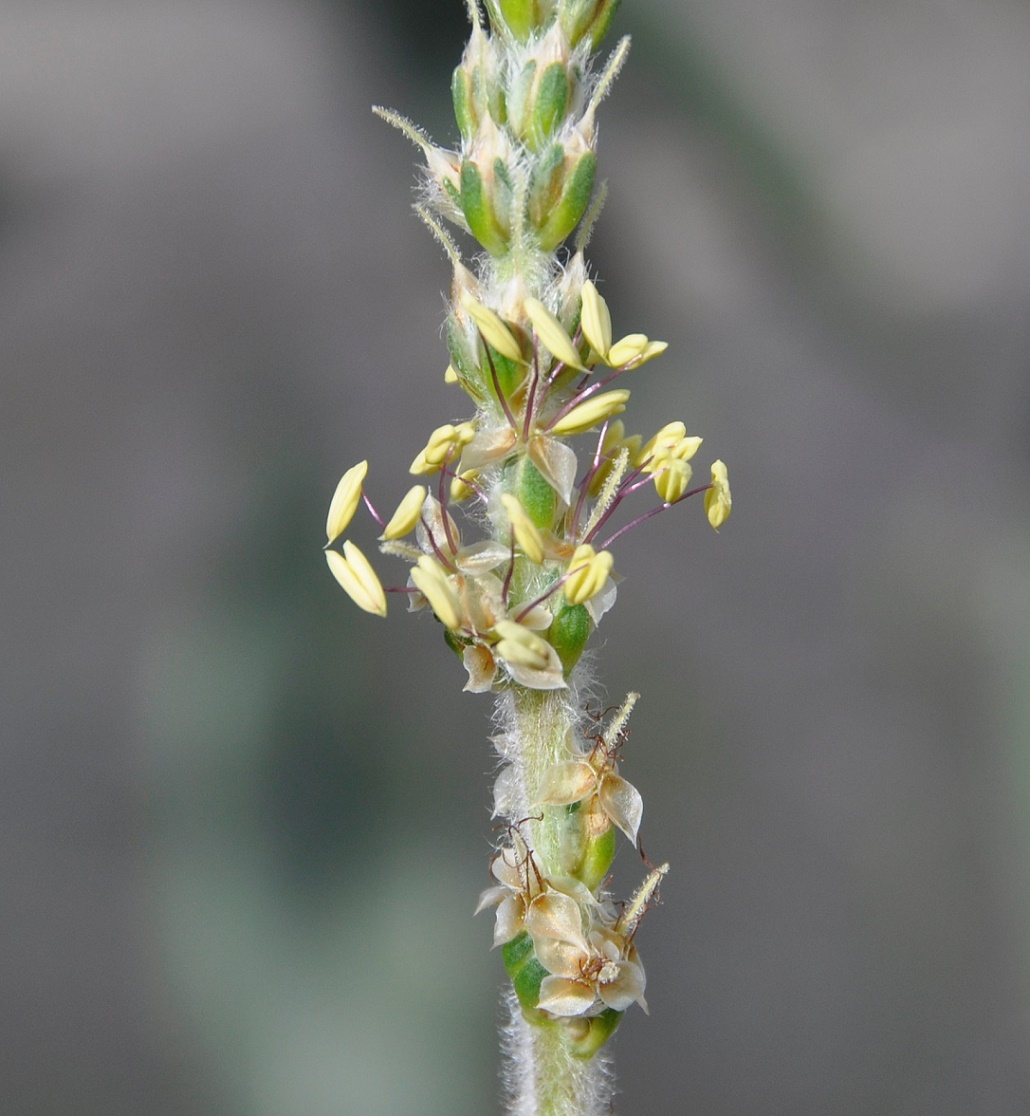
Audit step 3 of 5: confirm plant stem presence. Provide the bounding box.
[498,684,615,1116]
[503,988,614,1116]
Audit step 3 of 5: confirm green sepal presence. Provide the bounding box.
[566,1008,623,1058]
[492,0,543,41]
[445,316,486,401]
[547,600,591,674]
[529,63,570,151]
[536,152,597,251]
[442,176,464,216]
[502,930,550,1013]
[491,158,515,237]
[460,160,510,257]
[528,143,566,229]
[560,0,621,48]
[577,820,616,890]
[452,67,477,143]
[514,457,558,529]
[507,60,537,143]
[485,346,525,403]
[585,0,622,49]
[443,628,467,659]
[484,71,507,127]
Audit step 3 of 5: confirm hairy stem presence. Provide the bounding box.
[497,684,616,1116]
[503,988,614,1116]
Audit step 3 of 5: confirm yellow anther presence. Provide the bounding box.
[606,333,649,367]
[564,544,614,606]
[631,340,668,367]
[579,280,612,362]
[450,470,478,503]
[411,555,463,630]
[444,364,459,383]
[423,422,476,467]
[493,620,551,671]
[380,485,427,540]
[325,460,368,543]
[588,421,638,498]
[653,458,692,504]
[460,291,523,363]
[605,335,666,369]
[549,389,630,437]
[524,297,584,371]
[705,459,732,530]
[411,422,477,473]
[637,422,687,468]
[500,494,545,564]
[325,541,387,616]
[409,449,434,475]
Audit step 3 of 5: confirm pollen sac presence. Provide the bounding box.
[547,599,591,675]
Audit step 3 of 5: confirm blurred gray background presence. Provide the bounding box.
[4,0,1030,1112]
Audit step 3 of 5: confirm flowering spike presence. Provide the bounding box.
[329,2,734,1103]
